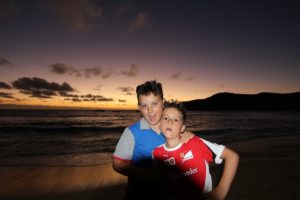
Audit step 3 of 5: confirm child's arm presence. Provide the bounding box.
[113,158,158,180]
[207,147,239,200]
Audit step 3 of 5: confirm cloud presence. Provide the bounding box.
[50,63,81,77]
[65,94,113,102]
[84,67,102,78]
[185,76,193,81]
[0,57,13,68]
[50,63,112,79]
[101,71,113,79]
[0,92,14,99]
[67,97,81,102]
[0,82,12,89]
[121,64,138,77]
[12,77,75,99]
[170,72,181,79]
[92,85,103,91]
[117,86,134,95]
[118,99,127,103]
[43,0,102,32]
[82,94,113,102]
[128,12,149,31]
[59,92,79,98]
[20,89,57,99]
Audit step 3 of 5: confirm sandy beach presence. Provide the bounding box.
[1,135,299,200]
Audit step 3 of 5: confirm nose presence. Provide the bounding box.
[147,105,153,113]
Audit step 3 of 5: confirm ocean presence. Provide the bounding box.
[0,109,300,167]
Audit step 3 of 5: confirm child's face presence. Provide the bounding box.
[138,93,163,127]
[160,107,185,140]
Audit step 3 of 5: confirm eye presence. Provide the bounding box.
[162,116,168,121]
[140,104,147,109]
[174,117,181,123]
[152,102,158,107]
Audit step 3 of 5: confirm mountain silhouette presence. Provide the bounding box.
[183,92,300,111]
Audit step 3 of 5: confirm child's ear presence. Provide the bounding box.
[180,125,186,133]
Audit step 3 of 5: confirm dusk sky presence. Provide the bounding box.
[0,0,299,109]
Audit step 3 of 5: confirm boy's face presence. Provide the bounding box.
[160,107,185,140]
[138,93,163,127]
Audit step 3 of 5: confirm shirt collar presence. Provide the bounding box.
[140,118,151,130]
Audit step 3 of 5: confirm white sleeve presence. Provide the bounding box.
[201,138,225,164]
[113,127,135,161]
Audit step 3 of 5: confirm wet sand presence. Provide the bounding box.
[1,135,299,200]
[0,163,127,200]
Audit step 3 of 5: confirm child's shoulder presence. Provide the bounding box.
[152,143,165,153]
[186,136,207,147]
[188,135,205,143]
[152,144,166,159]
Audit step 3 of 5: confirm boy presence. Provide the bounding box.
[152,100,239,200]
[113,80,192,199]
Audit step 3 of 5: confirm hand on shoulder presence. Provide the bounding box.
[180,130,195,143]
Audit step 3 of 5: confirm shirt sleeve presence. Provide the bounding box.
[200,138,225,164]
[113,127,135,161]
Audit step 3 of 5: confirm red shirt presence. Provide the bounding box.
[152,136,224,199]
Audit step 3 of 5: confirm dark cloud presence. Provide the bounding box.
[59,92,79,98]
[121,64,138,77]
[185,76,193,81]
[118,99,126,103]
[65,93,113,102]
[42,0,102,32]
[20,89,56,99]
[81,94,113,102]
[92,85,103,91]
[117,86,134,95]
[50,63,112,79]
[0,82,12,89]
[101,71,113,79]
[84,67,102,78]
[50,63,81,77]
[0,57,13,67]
[170,72,181,79]
[69,98,81,102]
[0,92,14,99]
[12,77,75,99]
[50,63,71,74]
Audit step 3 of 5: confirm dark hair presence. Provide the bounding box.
[163,100,186,123]
[136,80,163,101]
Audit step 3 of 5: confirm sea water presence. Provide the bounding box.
[0,109,299,166]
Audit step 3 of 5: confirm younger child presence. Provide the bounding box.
[152,100,239,200]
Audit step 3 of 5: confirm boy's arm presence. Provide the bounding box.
[207,147,239,200]
[112,127,149,179]
[112,158,151,179]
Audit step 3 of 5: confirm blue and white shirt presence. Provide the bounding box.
[113,118,165,169]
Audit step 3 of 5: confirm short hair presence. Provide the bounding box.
[163,100,186,123]
[136,80,163,101]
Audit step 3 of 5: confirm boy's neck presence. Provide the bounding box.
[166,137,181,148]
[150,123,161,134]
